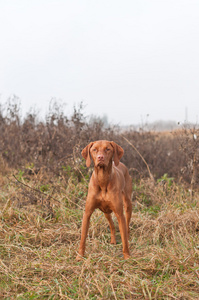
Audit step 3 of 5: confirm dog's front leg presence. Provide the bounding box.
[76,200,95,261]
[115,213,130,259]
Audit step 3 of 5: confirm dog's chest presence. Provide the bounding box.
[96,190,114,213]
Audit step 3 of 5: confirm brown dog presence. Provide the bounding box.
[76,140,132,260]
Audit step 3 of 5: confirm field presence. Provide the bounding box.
[0,100,199,299]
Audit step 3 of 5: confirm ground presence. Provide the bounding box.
[0,170,199,299]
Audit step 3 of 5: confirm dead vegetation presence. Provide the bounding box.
[1,97,198,184]
[0,98,199,299]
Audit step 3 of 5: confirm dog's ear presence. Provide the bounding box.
[110,142,124,166]
[81,142,94,167]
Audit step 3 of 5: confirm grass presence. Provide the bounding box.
[0,170,199,299]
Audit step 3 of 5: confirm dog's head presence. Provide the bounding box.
[81,140,124,167]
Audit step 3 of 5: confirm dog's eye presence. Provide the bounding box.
[106,148,110,151]
[92,148,97,152]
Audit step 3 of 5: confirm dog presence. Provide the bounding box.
[76,140,132,260]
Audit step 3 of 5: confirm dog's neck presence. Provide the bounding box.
[94,161,112,192]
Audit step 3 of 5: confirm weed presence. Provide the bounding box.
[0,101,199,298]
[157,173,174,187]
[0,170,199,299]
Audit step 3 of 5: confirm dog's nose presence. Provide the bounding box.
[97,154,104,161]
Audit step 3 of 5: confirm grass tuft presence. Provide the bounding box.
[0,171,199,299]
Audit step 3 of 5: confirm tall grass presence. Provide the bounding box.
[0,98,199,298]
[1,97,199,184]
[0,164,199,299]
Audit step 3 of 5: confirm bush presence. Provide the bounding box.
[0,97,198,185]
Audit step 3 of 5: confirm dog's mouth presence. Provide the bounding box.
[96,158,108,167]
[97,161,105,167]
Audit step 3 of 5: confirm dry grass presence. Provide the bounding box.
[1,99,199,299]
[1,98,198,185]
[0,168,199,300]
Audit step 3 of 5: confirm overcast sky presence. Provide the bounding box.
[0,0,199,125]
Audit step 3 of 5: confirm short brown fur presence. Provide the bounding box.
[76,140,132,260]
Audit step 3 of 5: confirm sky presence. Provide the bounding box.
[0,0,199,126]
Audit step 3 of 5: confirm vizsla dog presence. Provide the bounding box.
[76,140,132,260]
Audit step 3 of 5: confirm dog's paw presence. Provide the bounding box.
[110,238,116,245]
[123,253,130,260]
[76,254,84,261]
